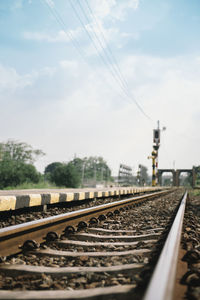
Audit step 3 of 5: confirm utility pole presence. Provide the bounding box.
[148,121,160,186]
[94,161,97,187]
[101,167,104,183]
[137,165,141,186]
[81,162,86,188]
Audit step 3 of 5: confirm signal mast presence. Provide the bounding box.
[148,121,161,186]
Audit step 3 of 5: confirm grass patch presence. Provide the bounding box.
[189,186,200,196]
[2,181,64,190]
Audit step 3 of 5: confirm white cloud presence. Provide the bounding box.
[45,0,54,9]
[22,0,139,56]
[121,32,140,40]
[23,30,69,43]
[196,57,200,64]
[52,54,200,173]
[79,0,140,51]
[0,64,56,92]
[59,60,79,77]
[40,67,56,77]
[89,0,116,20]
[59,60,78,70]
[0,64,34,90]
[1,54,200,174]
[118,55,200,169]
[86,21,117,48]
[23,29,81,43]
[90,0,139,21]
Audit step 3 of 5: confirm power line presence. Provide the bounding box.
[78,0,128,92]
[41,0,87,63]
[83,0,132,95]
[71,0,152,120]
[42,0,152,120]
[42,0,132,104]
[84,0,150,114]
[69,0,129,97]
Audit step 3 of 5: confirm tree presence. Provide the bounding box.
[69,156,112,182]
[180,173,192,187]
[194,166,200,185]
[0,140,44,188]
[0,140,44,163]
[45,156,112,188]
[0,160,40,188]
[45,162,63,174]
[50,163,81,188]
[44,162,63,181]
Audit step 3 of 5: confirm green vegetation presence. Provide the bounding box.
[194,166,200,187]
[49,163,81,188]
[0,140,112,189]
[0,140,44,189]
[44,162,63,177]
[3,180,61,190]
[45,156,112,188]
[190,189,199,196]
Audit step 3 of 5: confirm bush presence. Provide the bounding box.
[51,164,81,188]
[0,161,40,189]
[0,140,44,189]
[44,162,63,182]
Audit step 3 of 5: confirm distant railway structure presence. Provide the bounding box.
[158,168,196,187]
[118,164,133,186]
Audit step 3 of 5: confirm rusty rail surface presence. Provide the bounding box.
[0,190,171,257]
[144,191,187,300]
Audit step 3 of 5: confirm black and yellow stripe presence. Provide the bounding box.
[0,187,163,212]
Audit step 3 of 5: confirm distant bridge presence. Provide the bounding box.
[158,168,196,187]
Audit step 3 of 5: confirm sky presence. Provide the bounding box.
[0,0,200,176]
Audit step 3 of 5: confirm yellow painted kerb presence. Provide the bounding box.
[89,192,94,199]
[78,192,85,200]
[66,193,74,202]
[97,192,102,198]
[50,193,59,204]
[29,194,42,207]
[0,196,16,211]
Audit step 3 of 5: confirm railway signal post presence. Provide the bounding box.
[148,121,161,186]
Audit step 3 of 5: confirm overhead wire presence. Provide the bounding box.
[42,0,152,121]
[68,0,132,102]
[84,0,152,119]
[41,0,88,62]
[43,0,128,101]
[71,0,152,120]
[42,0,133,104]
[77,0,129,93]
[83,0,135,98]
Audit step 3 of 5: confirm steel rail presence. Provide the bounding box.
[144,191,187,300]
[0,190,171,256]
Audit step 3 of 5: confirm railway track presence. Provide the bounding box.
[0,189,194,299]
[0,187,163,229]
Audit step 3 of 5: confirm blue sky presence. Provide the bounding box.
[0,0,200,176]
